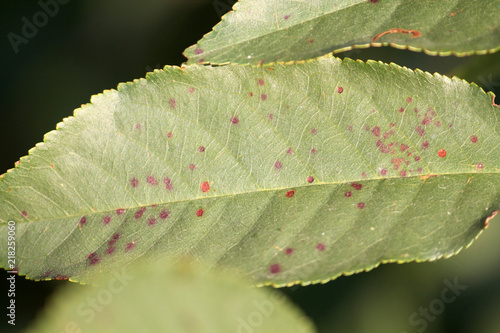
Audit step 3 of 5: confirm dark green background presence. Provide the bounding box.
[1,1,500,332]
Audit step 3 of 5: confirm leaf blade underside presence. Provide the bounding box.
[1,57,499,286]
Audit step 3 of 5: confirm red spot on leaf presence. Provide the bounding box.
[106,247,115,255]
[258,79,265,86]
[125,242,135,252]
[268,114,274,120]
[147,176,158,186]
[380,168,387,176]
[310,148,317,154]
[400,144,409,151]
[188,87,195,93]
[109,233,121,246]
[116,208,126,215]
[249,92,253,97]
[135,207,146,219]
[189,164,196,170]
[471,135,478,143]
[311,128,317,135]
[421,117,433,125]
[148,218,156,226]
[391,158,408,170]
[351,183,363,190]
[358,202,365,209]
[316,243,325,251]
[400,170,407,177]
[345,191,352,197]
[477,162,484,170]
[88,252,100,265]
[438,149,447,158]
[337,87,343,93]
[406,97,412,103]
[286,190,295,198]
[285,247,293,255]
[270,264,281,274]
[79,217,87,226]
[274,161,283,170]
[159,210,170,219]
[103,216,111,224]
[415,126,426,136]
[287,147,293,155]
[196,209,204,217]
[231,117,239,124]
[169,98,176,109]
[421,141,429,150]
[198,146,205,153]
[261,93,267,101]
[372,126,381,137]
[307,176,314,183]
[284,15,290,19]
[164,178,173,191]
[376,140,390,153]
[201,181,210,192]
[194,48,203,55]
[131,178,139,188]
[21,211,28,217]
[167,132,173,138]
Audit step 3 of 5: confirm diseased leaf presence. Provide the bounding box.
[1,57,499,286]
[184,0,500,65]
[26,262,315,333]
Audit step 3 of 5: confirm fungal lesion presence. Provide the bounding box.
[372,28,422,42]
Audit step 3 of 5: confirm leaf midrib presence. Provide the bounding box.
[2,171,497,225]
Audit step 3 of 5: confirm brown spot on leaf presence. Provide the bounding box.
[484,210,499,229]
[372,28,422,42]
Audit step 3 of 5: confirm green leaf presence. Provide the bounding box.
[1,57,499,286]
[184,0,500,65]
[26,262,315,333]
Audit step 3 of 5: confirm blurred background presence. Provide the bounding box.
[1,1,499,332]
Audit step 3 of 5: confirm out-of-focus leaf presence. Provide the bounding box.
[26,262,315,333]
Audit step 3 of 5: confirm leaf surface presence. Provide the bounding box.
[1,57,499,286]
[184,0,500,65]
[26,262,315,333]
